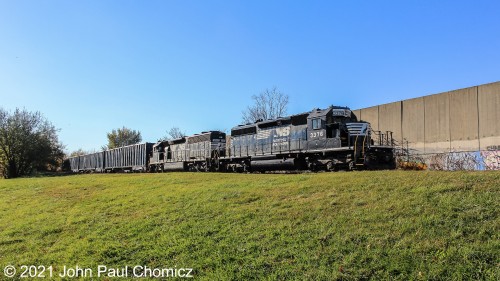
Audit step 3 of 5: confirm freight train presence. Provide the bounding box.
[67,106,395,173]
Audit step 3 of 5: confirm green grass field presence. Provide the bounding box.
[0,171,498,280]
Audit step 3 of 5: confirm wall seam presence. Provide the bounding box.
[401,101,404,147]
[423,97,426,153]
[477,86,481,150]
[448,91,451,152]
[377,106,380,132]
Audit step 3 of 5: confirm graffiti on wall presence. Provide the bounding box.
[481,146,500,170]
[418,150,500,171]
[382,140,499,170]
[426,152,480,171]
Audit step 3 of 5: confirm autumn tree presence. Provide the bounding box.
[242,87,289,124]
[105,127,142,149]
[69,148,89,157]
[0,108,65,178]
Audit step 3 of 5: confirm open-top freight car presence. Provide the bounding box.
[67,151,104,173]
[104,143,153,172]
[68,156,80,172]
[67,143,153,173]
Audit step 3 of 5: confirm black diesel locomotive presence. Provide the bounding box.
[68,106,395,173]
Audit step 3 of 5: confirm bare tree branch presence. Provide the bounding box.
[242,87,289,124]
[162,127,186,141]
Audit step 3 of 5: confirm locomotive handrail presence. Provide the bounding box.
[362,134,367,157]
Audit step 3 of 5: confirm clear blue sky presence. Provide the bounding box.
[1,1,499,152]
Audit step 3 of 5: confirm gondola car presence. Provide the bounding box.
[68,151,104,173]
[104,143,153,172]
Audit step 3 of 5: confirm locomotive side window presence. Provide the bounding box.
[312,118,321,130]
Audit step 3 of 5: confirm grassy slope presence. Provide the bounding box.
[0,171,498,280]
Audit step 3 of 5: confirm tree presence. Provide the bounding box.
[105,127,142,149]
[0,108,65,178]
[162,127,186,141]
[242,87,289,124]
[69,148,90,157]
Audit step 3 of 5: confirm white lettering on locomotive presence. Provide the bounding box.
[274,127,290,138]
[309,131,324,138]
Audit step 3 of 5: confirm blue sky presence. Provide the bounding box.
[1,1,499,152]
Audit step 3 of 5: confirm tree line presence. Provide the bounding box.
[0,108,64,178]
[1,87,289,178]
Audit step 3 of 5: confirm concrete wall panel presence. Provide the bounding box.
[352,109,361,121]
[378,102,402,144]
[449,87,479,151]
[480,136,500,151]
[359,106,379,131]
[402,97,425,151]
[478,82,500,150]
[424,141,453,153]
[424,92,450,152]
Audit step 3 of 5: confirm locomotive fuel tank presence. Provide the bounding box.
[250,158,296,171]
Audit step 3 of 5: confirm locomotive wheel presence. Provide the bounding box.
[326,161,335,171]
[200,162,207,172]
[231,165,238,173]
[348,161,355,171]
[308,162,315,171]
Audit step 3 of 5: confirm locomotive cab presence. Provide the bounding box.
[307,108,328,140]
[153,142,165,161]
[306,106,355,149]
[210,131,227,158]
[148,141,167,171]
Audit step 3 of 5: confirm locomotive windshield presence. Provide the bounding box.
[312,118,321,130]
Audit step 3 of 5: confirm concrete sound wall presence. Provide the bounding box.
[355,81,500,169]
[379,102,402,144]
[449,87,479,151]
[402,97,425,151]
[424,92,450,152]
[359,106,379,131]
[478,83,500,150]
